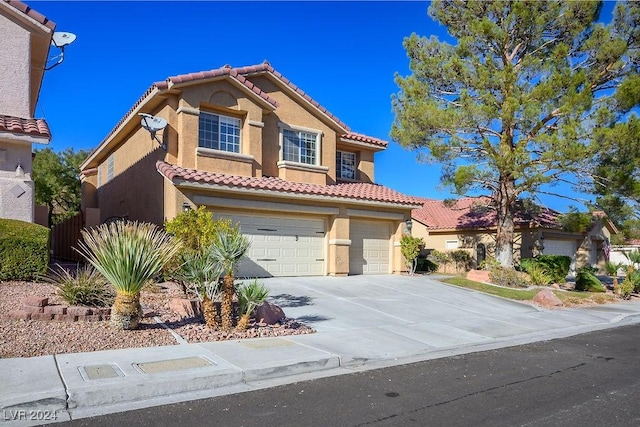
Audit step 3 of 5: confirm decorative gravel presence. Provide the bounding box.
[0,280,315,359]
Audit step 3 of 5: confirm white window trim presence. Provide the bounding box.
[278,122,323,167]
[336,150,357,180]
[445,240,459,250]
[199,111,242,153]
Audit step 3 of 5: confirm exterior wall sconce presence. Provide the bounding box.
[15,160,24,178]
[404,219,413,234]
[182,202,191,212]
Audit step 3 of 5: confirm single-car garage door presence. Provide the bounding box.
[543,239,577,273]
[350,220,391,275]
[215,213,325,278]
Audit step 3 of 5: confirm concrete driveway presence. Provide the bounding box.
[262,274,640,366]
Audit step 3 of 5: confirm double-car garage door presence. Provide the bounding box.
[215,212,393,277]
[216,213,325,278]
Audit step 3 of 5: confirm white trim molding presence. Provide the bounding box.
[277,160,329,174]
[196,147,254,164]
[329,239,352,246]
[248,120,264,128]
[176,106,200,116]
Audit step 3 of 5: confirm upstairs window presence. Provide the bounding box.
[199,112,241,153]
[336,151,356,180]
[106,153,115,182]
[282,129,318,165]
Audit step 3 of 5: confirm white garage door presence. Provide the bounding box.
[350,220,391,275]
[215,213,325,278]
[543,239,577,272]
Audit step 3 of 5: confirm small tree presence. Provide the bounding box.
[236,279,269,331]
[164,206,236,253]
[450,249,472,275]
[429,250,452,274]
[208,229,250,331]
[400,235,424,275]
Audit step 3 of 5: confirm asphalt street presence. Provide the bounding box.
[57,323,640,427]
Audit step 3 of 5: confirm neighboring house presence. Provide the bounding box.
[79,62,421,277]
[0,0,54,222]
[412,197,618,272]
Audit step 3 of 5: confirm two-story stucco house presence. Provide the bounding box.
[0,0,54,222]
[79,62,421,277]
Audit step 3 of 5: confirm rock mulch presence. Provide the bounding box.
[0,280,315,359]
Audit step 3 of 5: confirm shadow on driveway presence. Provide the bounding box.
[270,294,314,308]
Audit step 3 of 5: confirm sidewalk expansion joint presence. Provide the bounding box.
[153,316,189,344]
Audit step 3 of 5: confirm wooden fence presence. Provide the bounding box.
[51,212,84,262]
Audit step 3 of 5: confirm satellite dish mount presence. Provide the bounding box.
[139,113,168,150]
[45,32,76,71]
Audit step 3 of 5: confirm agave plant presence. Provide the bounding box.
[236,279,269,331]
[75,221,180,330]
[43,264,115,308]
[208,229,250,331]
[174,251,223,328]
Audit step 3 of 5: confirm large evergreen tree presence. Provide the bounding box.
[33,147,90,227]
[392,0,640,267]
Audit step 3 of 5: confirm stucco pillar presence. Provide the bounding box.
[392,221,406,274]
[328,214,350,276]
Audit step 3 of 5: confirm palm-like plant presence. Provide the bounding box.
[236,279,269,331]
[76,221,180,330]
[208,229,250,331]
[174,251,223,328]
[604,261,622,295]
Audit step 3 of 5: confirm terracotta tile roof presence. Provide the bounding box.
[4,1,56,30]
[341,132,388,148]
[0,115,51,139]
[412,197,561,230]
[157,161,422,206]
[85,61,387,170]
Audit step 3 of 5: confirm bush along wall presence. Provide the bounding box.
[0,219,49,281]
[520,255,572,283]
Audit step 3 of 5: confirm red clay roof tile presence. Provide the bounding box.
[0,115,51,139]
[412,197,561,230]
[157,160,422,206]
[4,0,56,30]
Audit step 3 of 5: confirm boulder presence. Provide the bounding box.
[533,288,563,308]
[467,269,491,283]
[169,298,202,318]
[255,301,286,325]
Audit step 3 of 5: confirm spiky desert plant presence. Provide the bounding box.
[604,261,622,295]
[174,251,223,328]
[208,229,250,331]
[236,279,269,331]
[75,221,180,330]
[43,264,115,307]
[526,264,553,286]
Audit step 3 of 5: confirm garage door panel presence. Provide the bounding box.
[214,212,325,277]
[350,220,391,275]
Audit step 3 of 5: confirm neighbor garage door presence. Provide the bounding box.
[543,239,577,272]
[215,213,325,278]
[349,220,391,275]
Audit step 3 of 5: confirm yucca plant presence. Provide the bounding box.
[526,264,553,286]
[75,221,180,330]
[208,229,250,331]
[236,279,269,331]
[43,264,115,307]
[174,251,223,328]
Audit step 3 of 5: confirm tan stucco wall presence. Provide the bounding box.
[0,12,31,118]
[0,141,34,222]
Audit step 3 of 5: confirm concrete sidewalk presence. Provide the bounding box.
[3,275,640,426]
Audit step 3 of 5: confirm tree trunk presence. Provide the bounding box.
[110,292,142,330]
[495,178,516,268]
[221,275,235,331]
[236,314,250,331]
[202,295,219,329]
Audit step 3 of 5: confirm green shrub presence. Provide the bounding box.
[400,235,424,275]
[164,206,238,253]
[450,249,472,273]
[416,256,438,273]
[488,266,530,288]
[520,255,571,283]
[574,269,606,293]
[620,277,635,299]
[0,219,49,281]
[44,265,115,307]
[526,264,553,286]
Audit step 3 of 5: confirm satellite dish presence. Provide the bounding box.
[45,31,76,70]
[139,113,168,133]
[51,32,77,48]
[139,113,168,150]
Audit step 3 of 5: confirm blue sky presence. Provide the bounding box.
[30,1,616,212]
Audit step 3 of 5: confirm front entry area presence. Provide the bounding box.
[215,212,326,278]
